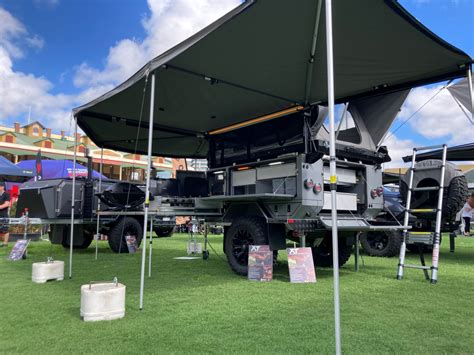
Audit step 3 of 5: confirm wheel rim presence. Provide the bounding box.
[367,233,388,251]
[231,228,254,266]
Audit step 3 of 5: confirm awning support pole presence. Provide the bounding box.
[303,0,323,106]
[148,217,153,277]
[69,115,78,278]
[139,72,155,310]
[467,66,473,121]
[325,1,342,354]
[95,147,104,260]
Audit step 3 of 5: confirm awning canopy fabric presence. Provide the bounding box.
[403,143,474,162]
[74,0,472,158]
[447,77,473,114]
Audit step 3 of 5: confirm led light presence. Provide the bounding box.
[313,183,322,194]
[376,187,384,197]
[268,161,284,166]
[371,189,378,199]
[287,219,295,224]
[304,179,315,189]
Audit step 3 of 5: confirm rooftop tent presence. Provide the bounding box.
[402,143,474,162]
[16,160,108,180]
[0,156,34,179]
[448,77,474,114]
[74,0,472,158]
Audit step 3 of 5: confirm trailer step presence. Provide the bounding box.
[404,264,431,270]
[409,208,437,213]
[411,186,440,192]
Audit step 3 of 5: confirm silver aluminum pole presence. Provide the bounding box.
[139,72,155,310]
[69,115,78,278]
[325,1,341,354]
[148,216,153,277]
[95,147,104,260]
[467,67,473,120]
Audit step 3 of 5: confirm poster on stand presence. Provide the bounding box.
[287,247,316,283]
[8,239,29,261]
[248,245,273,282]
[125,235,138,254]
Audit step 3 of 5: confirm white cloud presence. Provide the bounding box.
[382,134,418,168]
[73,0,241,88]
[401,83,474,145]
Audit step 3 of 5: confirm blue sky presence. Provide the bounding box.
[0,0,473,165]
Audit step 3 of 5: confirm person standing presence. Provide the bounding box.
[461,193,474,236]
[0,182,11,247]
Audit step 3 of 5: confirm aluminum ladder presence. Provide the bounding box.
[396,144,448,284]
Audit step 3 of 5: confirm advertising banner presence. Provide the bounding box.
[287,247,316,283]
[248,245,273,282]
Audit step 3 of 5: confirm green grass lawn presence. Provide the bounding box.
[1,233,473,354]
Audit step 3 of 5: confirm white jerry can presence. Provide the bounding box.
[32,259,64,283]
[80,279,126,322]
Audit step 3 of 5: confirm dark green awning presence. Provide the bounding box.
[74,0,472,158]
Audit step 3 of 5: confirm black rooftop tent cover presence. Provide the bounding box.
[403,143,474,162]
[73,0,472,158]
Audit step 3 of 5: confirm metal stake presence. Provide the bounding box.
[139,72,155,310]
[69,115,78,279]
[325,1,341,354]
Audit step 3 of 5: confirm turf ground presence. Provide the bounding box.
[1,233,473,354]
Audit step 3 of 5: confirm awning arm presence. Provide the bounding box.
[208,105,304,135]
[165,64,300,104]
[303,0,323,106]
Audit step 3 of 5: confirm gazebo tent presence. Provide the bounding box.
[403,143,474,162]
[16,160,108,180]
[71,1,472,353]
[0,156,34,179]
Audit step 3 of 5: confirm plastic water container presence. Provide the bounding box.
[80,279,126,322]
[32,259,64,283]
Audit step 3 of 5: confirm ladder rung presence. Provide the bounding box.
[409,231,433,235]
[411,165,442,172]
[410,208,437,213]
[404,264,431,270]
[411,186,439,192]
[414,144,445,152]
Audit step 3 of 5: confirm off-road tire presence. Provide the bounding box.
[224,216,269,276]
[154,226,175,238]
[108,217,143,253]
[360,230,401,257]
[61,227,94,250]
[311,235,352,267]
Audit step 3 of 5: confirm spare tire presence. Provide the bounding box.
[400,159,468,222]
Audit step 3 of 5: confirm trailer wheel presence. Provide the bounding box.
[153,226,175,238]
[61,227,94,250]
[311,234,352,267]
[108,217,143,253]
[224,216,268,276]
[360,231,401,257]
